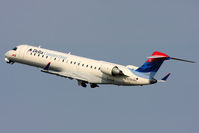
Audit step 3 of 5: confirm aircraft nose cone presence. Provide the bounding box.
[150,78,157,84]
[5,51,9,57]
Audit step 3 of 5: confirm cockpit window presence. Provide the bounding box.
[12,47,18,51]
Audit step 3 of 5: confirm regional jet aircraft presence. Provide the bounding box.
[5,45,195,88]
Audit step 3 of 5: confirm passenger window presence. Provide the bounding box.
[46,56,48,59]
[91,66,93,68]
[74,62,76,64]
[82,64,84,67]
[30,53,32,55]
[62,59,64,62]
[54,58,56,60]
[78,63,80,66]
[70,61,73,64]
[94,67,96,69]
[86,65,88,67]
[34,53,36,56]
[38,54,40,57]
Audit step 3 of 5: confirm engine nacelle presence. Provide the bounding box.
[100,64,124,76]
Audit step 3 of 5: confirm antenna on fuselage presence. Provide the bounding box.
[38,45,42,48]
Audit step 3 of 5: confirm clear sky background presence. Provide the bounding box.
[0,0,199,133]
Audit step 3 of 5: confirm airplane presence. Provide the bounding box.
[4,44,195,88]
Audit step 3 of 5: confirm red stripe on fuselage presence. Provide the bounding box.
[12,54,16,57]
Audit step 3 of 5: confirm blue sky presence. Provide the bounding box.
[0,0,199,133]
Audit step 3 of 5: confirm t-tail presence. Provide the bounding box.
[136,51,170,79]
[135,51,195,80]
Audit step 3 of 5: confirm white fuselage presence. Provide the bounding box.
[5,45,152,87]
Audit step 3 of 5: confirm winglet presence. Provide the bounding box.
[158,73,171,83]
[161,73,171,81]
[44,62,51,70]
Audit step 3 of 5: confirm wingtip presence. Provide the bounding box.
[161,73,171,81]
[44,62,51,70]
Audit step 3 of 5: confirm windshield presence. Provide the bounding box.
[12,47,18,51]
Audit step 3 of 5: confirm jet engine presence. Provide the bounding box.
[100,64,124,76]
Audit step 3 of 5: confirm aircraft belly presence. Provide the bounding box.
[70,68,102,84]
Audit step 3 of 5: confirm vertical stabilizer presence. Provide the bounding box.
[136,51,170,79]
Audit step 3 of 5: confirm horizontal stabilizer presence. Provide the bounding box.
[170,57,195,63]
[147,53,195,63]
[147,55,169,59]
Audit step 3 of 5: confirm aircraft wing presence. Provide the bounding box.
[41,69,89,82]
[41,62,100,83]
